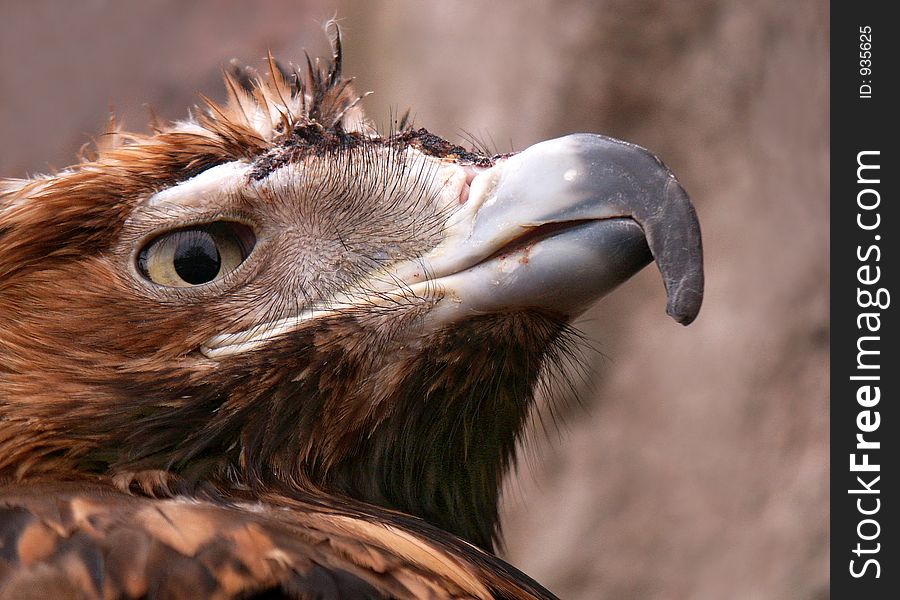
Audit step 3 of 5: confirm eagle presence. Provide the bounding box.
[0,25,703,600]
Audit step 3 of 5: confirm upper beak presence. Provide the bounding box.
[416,133,704,326]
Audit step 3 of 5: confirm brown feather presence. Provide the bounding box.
[1,482,553,599]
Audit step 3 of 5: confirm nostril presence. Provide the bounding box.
[457,165,486,205]
[459,181,470,205]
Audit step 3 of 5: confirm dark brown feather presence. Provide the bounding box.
[0,482,554,599]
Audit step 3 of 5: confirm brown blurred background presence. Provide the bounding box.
[0,1,829,598]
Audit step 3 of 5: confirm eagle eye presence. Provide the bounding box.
[138,222,256,288]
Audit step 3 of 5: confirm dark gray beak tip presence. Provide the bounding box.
[657,177,704,326]
[667,287,703,326]
[565,134,704,326]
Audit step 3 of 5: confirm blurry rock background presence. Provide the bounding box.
[0,1,828,598]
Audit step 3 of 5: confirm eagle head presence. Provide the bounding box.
[0,25,703,553]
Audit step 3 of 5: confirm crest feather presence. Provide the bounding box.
[200,21,374,146]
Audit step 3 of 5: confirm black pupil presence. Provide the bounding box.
[174,231,221,284]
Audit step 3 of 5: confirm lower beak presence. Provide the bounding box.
[420,133,704,325]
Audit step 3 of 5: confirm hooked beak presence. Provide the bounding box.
[417,133,704,326]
